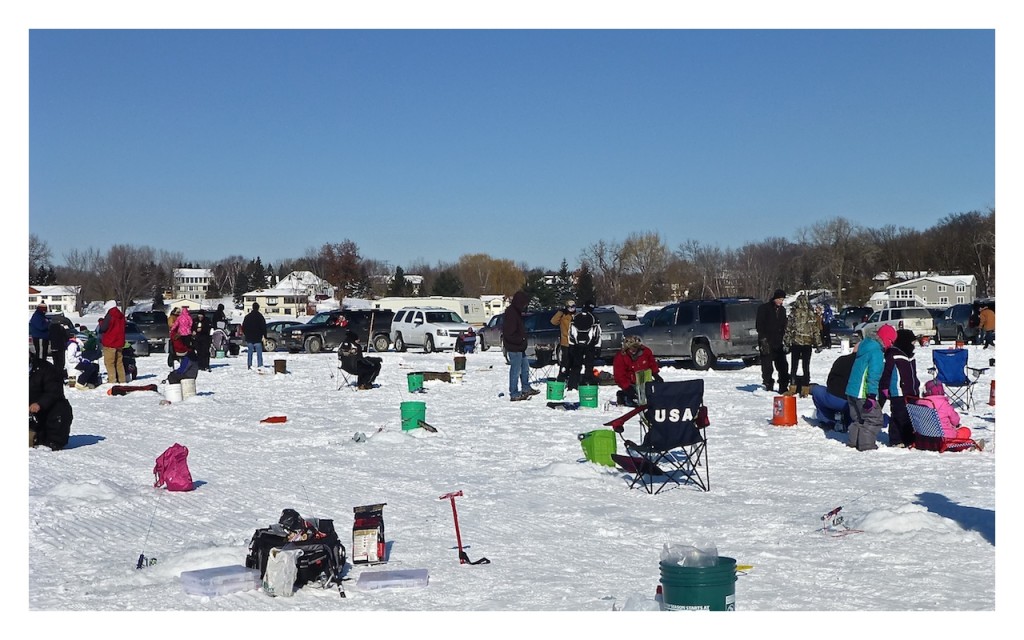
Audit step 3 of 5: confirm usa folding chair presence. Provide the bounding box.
[928,349,988,411]
[906,402,981,452]
[605,379,710,493]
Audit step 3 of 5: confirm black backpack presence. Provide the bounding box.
[244,510,347,593]
[570,311,599,347]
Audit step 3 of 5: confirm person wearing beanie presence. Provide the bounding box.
[915,379,982,449]
[612,334,663,406]
[879,328,921,447]
[756,288,789,393]
[242,302,267,369]
[30,302,51,364]
[844,323,896,451]
[339,329,383,390]
[550,300,576,384]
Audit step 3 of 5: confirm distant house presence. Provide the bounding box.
[277,270,336,299]
[480,295,508,319]
[162,297,205,313]
[877,274,977,309]
[241,288,309,317]
[29,285,81,315]
[173,268,214,301]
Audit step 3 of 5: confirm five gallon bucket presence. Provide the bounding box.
[547,380,566,401]
[164,383,183,403]
[180,378,197,399]
[400,401,427,431]
[659,557,737,611]
[407,372,424,393]
[772,395,796,426]
[274,359,287,374]
[578,430,617,467]
[579,384,599,408]
[453,356,466,371]
[215,349,226,359]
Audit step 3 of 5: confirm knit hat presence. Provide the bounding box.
[565,300,576,308]
[771,289,786,301]
[924,379,944,397]
[623,335,643,351]
[876,324,897,349]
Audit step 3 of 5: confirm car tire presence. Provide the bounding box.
[424,334,435,353]
[957,327,965,343]
[691,342,715,371]
[306,336,323,354]
[264,338,277,352]
[480,336,489,351]
[372,334,390,353]
[394,333,406,352]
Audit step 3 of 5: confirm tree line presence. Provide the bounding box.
[29,209,994,311]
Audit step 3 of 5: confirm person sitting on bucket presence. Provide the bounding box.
[612,335,662,406]
[166,348,200,385]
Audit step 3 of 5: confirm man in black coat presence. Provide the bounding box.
[48,316,70,379]
[192,310,213,371]
[338,330,382,389]
[29,354,73,450]
[756,289,790,394]
[241,302,267,369]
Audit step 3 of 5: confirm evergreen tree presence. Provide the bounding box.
[522,269,557,309]
[153,290,166,310]
[576,262,598,305]
[233,270,250,303]
[554,259,576,303]
[388,267,410,296]
[431,269,465,296]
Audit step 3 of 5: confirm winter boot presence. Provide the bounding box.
[785,384,798,396]
[29,429,37,448]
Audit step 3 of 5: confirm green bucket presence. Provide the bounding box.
[578,430,617,467]
[546,380,566,401]
[579,384,599,408]
[400,401,427,431]
[659,557,737,611]
[406,372,424,393]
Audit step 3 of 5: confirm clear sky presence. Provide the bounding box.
[21,13,999,274]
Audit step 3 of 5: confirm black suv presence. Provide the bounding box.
[127,310,169,352]
[524,307,625,362]
[623,298,761,370]
[935,302,981,344]
[279,309,394,353]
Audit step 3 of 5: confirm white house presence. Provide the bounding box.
[480,295,508,319]
[173,268,214,301]
[277,270,336,300]
[29,285,81,315]
[241,288,310,317]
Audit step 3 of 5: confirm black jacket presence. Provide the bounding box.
[242,310,267,343]
[825,352,857,398]
[756,301,787,348]
[501,291,530,353]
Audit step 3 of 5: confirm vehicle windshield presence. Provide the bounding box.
[425,311,464,323]
[307,313,332,325]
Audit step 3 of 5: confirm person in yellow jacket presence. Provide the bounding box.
[978,303,995,349]
[550,300,576,383]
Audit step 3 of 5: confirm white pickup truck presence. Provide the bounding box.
[855,307,937,341]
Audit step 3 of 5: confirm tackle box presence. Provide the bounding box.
[180,564,261,597]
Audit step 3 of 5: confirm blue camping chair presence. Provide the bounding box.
[928,349,988,411]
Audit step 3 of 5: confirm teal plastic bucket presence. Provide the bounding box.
[407,372,424,393]
[400,401,427,431]
[546,380,566,401]
[659,557,737,611]
[579,384,599,408]
[578,430,617,467]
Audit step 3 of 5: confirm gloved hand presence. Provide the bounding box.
[863,394,876,413]
[880,389,890,399]
[653,373,664,383]
[815,347,823,354]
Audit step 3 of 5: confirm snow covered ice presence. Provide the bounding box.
[22,314,1006,631]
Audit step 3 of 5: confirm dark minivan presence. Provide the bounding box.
[623,298,761,370]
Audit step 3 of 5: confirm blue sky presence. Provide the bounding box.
[27,28,994,273]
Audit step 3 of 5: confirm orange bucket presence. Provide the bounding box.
[989,380,995,406]
[772,395,797,426]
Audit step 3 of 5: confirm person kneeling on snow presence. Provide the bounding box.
[339,330,382,390]
[30,352,73,450]
[166,349,200,385]
[612,335,662,406]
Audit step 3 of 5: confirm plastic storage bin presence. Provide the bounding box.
[180,564,261,597]
[356,568,429,590]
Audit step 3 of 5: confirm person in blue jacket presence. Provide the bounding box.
[845,324,896,451]
[30,302,50,364]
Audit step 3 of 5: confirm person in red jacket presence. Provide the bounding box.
[612,335,662,406]
[97,301,127,384]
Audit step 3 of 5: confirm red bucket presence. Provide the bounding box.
[772,395,797,427]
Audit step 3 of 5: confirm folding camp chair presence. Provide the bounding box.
[530,346,558,385]
[336,355,359,390]
[928,349,988,411]
[605,379,710,493]
[906,402,980,452]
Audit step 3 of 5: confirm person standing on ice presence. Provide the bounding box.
[242,302,267,370]
[783,292,822,397]
[756,289,789,394]
[845,324,896,451]
[502,291,537,401]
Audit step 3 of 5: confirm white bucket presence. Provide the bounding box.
[164,383,183,403]
[180,378,197,399]
[840,338,850,355]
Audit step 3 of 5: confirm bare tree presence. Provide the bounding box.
[619,231,670,305]
[580,239,625,304]
[29,233,52,275]
[678,239,729,299]
[806,217,866,307]
[95,244,159,310]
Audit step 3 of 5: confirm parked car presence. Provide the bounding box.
[622,298,761,370]
[824,317,861,347]
[934,302,982,344]
[280,309,394,353]
[523,307,625,363]
[261,320,304,352]
[391,307,473,353]
[97,320,151,357]
[836,306,873,329]
[855,307,936,341]
[478,313,506,359]
[127,309,169,352]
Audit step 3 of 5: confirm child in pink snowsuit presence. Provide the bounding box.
[917,379,973,440]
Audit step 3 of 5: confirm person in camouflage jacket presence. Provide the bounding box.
[783,293,822,396]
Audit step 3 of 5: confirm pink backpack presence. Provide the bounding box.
[153,443,194,492]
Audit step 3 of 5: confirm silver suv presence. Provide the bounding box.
[391,307,473,353]
[855,307,936,341]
